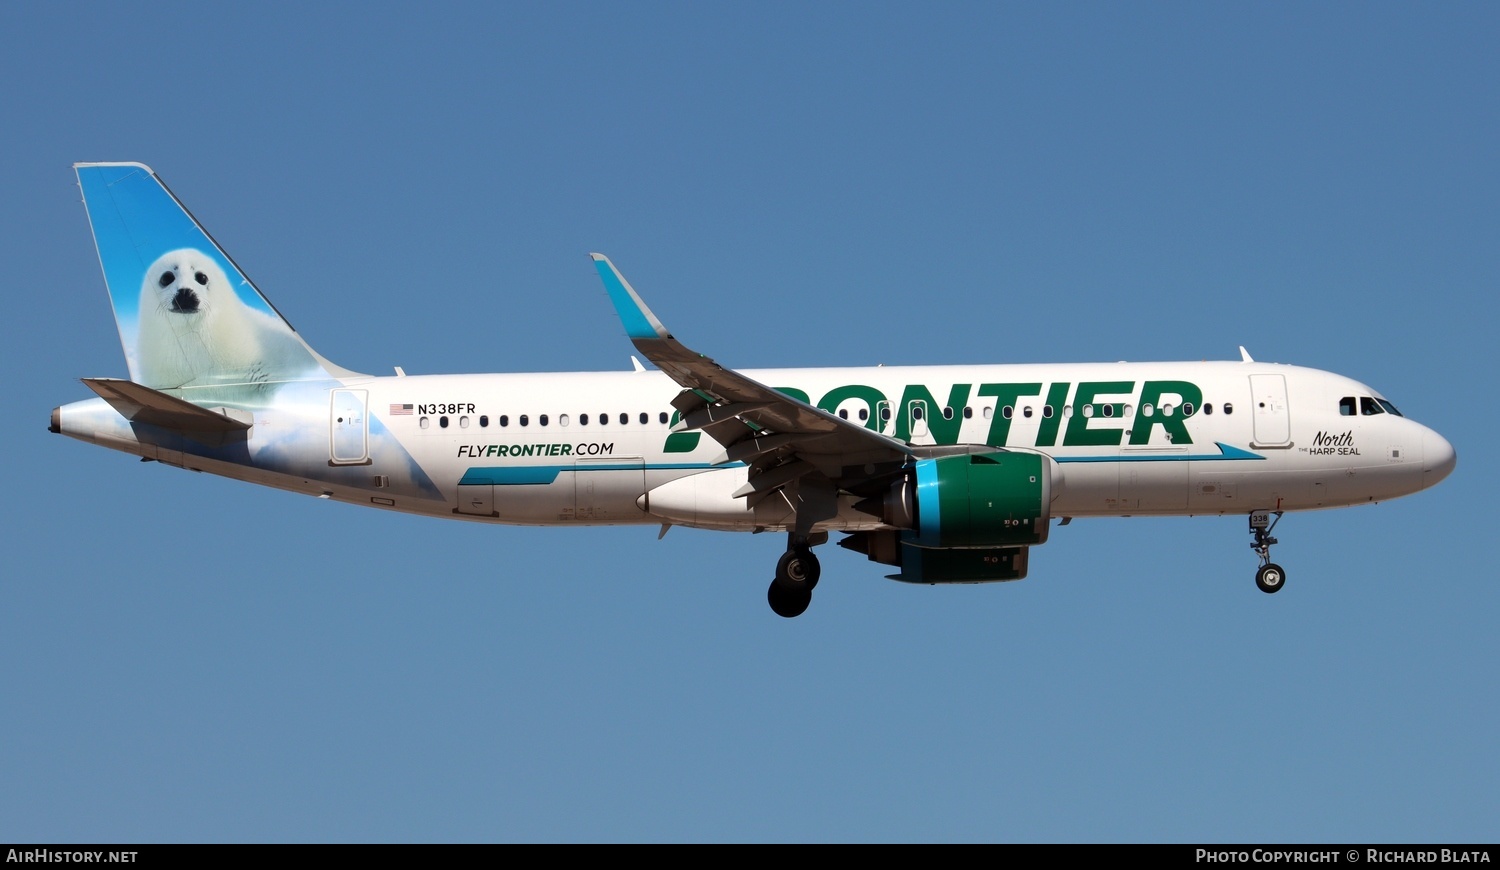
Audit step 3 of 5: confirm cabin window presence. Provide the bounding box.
[439,415,449,428]
[1142,403,1154,417]
[1223,403,1233,415]
[1043,405,1054,418]
[480,415,489,427]
[1063,405,1073,417]
[1182,403,1194,417]
[1002,406,1013,419]
[559,414,570,427]
[983,406,993,420]
[1162,403,1174,417]
[459,415,470,429]
[1101,404,1113,418]
[598,413,607,425]
[580,413,589,425]
[620,413,628,425]
[880,407,891,421]
[538,414,548,427]
[1082,404,1094,418]
[942,406,954,420]
[1023,406,1034,418]
[640,412,649,424]
[419,416,430,429]
[838,409,848,420]
[1122,404,1133,417]
[912,406,924,420]
[963,406,973,419]
[499,415,509,427]
[659,412,669,424]
[519,415,529,427]
[859,408,869,421]
[1203,404,1213,415]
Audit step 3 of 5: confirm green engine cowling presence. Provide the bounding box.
[908,451,1052,548]
[840,451,1053,583]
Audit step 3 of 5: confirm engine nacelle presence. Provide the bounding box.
[837,529,1032,584]
[880,451,1052,549]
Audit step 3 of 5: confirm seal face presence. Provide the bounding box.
[159,266,209,313]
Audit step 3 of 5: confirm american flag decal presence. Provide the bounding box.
[390,403,413,416]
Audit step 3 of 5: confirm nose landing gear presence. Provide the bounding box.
[1250,511,1285,594]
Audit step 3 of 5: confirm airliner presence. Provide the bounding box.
[51,163,1457,617]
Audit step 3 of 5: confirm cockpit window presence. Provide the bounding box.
[1340,397,1356,416]
[1377,399,1403,417]
[1360,397,1384,416]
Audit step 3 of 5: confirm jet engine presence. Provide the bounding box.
[844,451,1054,583]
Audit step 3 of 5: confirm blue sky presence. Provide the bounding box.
[2,1,1495,844]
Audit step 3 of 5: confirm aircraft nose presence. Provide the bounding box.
[1422,428,1456,488]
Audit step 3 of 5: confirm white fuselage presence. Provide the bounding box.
[54,359,1456,533]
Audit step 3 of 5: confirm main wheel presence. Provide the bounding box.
[768,579,812,618]
[775,547,821,592]
[1256,563,1286,594]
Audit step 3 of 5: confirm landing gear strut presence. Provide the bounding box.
[1249,511,1286,594]
[767,533,822,618]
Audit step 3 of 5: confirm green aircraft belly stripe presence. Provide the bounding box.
[460,462,733,486]
[1053,443,1263,463]
[462,467,562,485]
[462,447,1257,486]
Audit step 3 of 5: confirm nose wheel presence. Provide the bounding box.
[1249,511,1286,594]
[1255,562,1285,593]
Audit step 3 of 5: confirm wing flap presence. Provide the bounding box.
[676,401,774,432]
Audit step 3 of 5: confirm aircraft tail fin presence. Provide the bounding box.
[74,163,359,395]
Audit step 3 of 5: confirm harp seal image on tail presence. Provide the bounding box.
[135,247,316,392]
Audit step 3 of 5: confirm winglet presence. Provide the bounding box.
[591,254,671,341]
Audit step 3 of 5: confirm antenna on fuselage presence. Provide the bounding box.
[1239,346,1255,363]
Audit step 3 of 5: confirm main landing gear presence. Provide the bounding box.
[1249,511,1286,594]
[768,533,823,618]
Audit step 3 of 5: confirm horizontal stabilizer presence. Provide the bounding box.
[82,378,251,432]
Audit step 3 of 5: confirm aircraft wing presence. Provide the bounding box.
[591,254,912,498]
